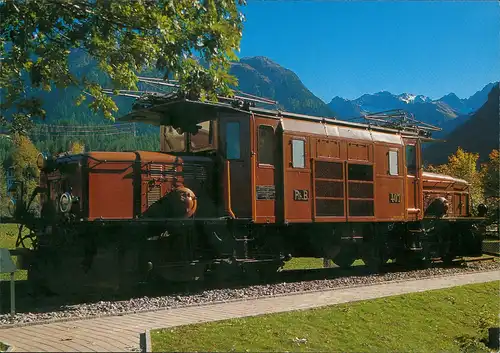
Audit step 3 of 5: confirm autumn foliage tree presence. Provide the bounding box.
[481,149,500,199]
[480,149,499,225]
[9,133,40,206]
[0,0,246,132]
[426,147,484,211]
[69,141,85,154]
[0,168,11,217]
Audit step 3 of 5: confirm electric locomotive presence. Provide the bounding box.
[7,92,487,295]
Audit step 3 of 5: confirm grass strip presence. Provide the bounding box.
[151,281,499,352]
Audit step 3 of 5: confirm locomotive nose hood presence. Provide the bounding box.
[35,150,212,221]
[83,151,211,219]
[422,171,471,218]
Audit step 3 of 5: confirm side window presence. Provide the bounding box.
[258,125,275,165]
[388,150,399,176]
[292,139,305,168]
[406,145,416,175]
[226,122,240,159]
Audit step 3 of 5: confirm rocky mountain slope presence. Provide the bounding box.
[423,83,499,164]
[230,56,335,117]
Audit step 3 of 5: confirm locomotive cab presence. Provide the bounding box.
[121,100,255,220]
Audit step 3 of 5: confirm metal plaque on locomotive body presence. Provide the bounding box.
[256,185,276,200]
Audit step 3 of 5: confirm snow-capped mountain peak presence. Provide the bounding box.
[414,95,432,103]
[396,93,432,104]
[397,93,416,104]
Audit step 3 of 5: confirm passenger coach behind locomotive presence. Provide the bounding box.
[8,92,487,295]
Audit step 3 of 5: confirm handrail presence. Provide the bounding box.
[225,160,236,219]
[251,152,257,220]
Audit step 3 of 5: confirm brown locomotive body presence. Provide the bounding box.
[9,96,486,294]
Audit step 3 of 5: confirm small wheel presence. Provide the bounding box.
[395,253,430,269]
[442,253,455,265]
[362,254,385,273]
[332,248,357,269]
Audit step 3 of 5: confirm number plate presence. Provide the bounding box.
[389,193,401,203]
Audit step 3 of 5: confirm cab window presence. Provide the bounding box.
[226,122,240,159]
[406,145,417,175]
[189,120,215,152]
[258,125,275,165]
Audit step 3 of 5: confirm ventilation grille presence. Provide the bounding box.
[348,182,373,199]
[349,200,374,217]
[147,185,161,207]
[316,199,344,217]
[315,161,343,180]
[148,163,208,181]
[314,161,344,217]
[347,163,374,217]
[182,164,208,181]
[315,180,343,198]
[150,164,164,173]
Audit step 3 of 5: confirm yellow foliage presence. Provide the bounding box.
[480,149,500,224]
[11,134,40,181]
[10,133,40,203]
[426,147,484,209]
[481,149,499,199]
[69,141,85,154]
[0,169,10,216]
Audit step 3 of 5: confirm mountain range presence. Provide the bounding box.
[327,82,497,138]
[1,52,497,163]
[231,56,496,141]
[329,82,495,119]
[230,57,498,160]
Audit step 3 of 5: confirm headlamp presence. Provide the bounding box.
[59,192,73,213]
[36,153,47,170]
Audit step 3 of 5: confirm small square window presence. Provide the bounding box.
[292,139,305,168]
[389,150,399,176]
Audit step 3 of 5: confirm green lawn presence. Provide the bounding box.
[282,257,325,270]
[0,223,28,281]
[0,224,20,248]
[0,342,7,352]
[151,281,500,353]
[282,257,364,270]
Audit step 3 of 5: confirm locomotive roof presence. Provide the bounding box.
[118,96,428,139]
[422,171,468,185]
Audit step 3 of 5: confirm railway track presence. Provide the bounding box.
[0,255,498,328]
[274,255,497,284]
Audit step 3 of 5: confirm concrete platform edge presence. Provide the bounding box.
[145,329,152,353]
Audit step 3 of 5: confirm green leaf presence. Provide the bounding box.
[0,0,246,127]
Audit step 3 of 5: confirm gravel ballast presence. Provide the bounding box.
[0,261,499,327]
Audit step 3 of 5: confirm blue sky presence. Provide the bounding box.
[238,1,500,102]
